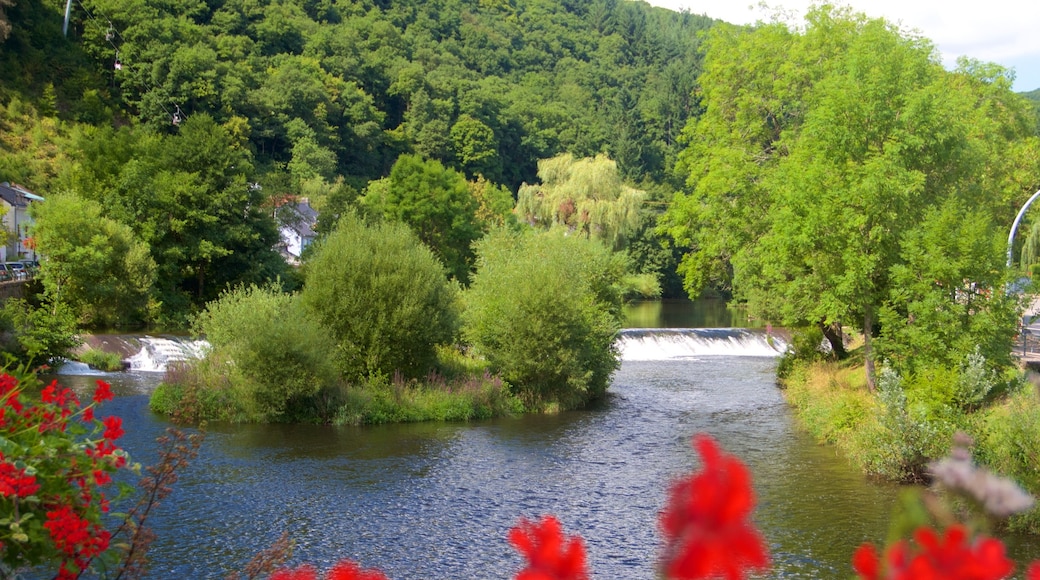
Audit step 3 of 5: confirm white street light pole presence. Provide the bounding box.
[1007,189,1040,269]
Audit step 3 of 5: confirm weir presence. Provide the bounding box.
[616,328,788,360]
[124,337,209,372]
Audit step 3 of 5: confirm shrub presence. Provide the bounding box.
[301,213,460,382]
[192,285,339,422]
[976,384,1040,532]
[0,298,79,366]
[462,229,624,410]
[151,356,252,424]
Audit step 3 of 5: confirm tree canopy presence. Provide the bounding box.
[662,5,1040,386]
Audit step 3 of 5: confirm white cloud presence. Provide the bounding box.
[644,1,1040,91]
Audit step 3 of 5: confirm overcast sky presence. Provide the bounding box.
[643,1,1040,92]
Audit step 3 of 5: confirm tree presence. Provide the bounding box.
[300,213,460,381]
[462,229,625,410]
[61,114,288,319]
[361,154,482,282]
[515,153,645,250]
[30,193,156,328]
[663,5,1040,388]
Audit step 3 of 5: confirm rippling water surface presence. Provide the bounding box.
[50,350,1040,579]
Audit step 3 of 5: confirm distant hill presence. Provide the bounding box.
[1,0,717,189]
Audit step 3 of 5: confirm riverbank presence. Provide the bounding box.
[781,357,1040,533]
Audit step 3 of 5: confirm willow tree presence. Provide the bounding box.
[515,153,645,250]
[664,5,1040,389]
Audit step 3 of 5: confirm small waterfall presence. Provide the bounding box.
[125,336,210,373]
[616,328,787,361]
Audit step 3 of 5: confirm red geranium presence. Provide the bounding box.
[659,434,770,580]
[270,560,388,580]
[509,515,589,580]
[853,525,1014,580]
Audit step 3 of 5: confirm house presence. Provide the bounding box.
[0,182,43,262]
[276,198,318,265]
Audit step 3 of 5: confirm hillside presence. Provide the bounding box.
[0,0,715,191]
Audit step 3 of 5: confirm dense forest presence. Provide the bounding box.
[0,0,718,322]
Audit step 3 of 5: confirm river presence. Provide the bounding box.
[43,300,1040,578]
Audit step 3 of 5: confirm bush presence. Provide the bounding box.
[191,284,339,422]
[776,326,826,380]
[301,213,460,382]
[976,384,1040,532]
[462,229,624,410]
[0,298,79,366]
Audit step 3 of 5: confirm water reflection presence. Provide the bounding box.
[623,298,764,329]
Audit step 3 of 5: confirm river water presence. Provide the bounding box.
[44,301,1040,578]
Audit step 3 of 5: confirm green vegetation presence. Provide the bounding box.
[663,5,1040,389]
[463,229,624,410]
[77,347,123,371]
[783,354,1040,533]
[360,154,483,282]
[0,298,78,366]
[154,217,628,423]
[31,193,156,328]
[301,213,461,382]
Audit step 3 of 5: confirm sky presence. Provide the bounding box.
[643,1,1040,92]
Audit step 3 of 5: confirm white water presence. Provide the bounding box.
[124,336,210,373]
[616,328,787,360]
[62,329,784,375]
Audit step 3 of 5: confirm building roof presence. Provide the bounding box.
[278,199,318,239]
[0,182,43,208]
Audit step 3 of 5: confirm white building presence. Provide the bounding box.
[276,198,318,264]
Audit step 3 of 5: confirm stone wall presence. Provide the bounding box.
[0,280,27,302]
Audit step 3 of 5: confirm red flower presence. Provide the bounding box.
[102,416,124,441]
[853,525,1014,580]
[92,380,113,404]
[327,560,389,580]
[0,457,40,498]
[509,515,589,580]
[270,561,387,580]
[1027,561,1040,580]
[659,434,769,580]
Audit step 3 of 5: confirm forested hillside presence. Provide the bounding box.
[0,0,713,322]
[1,0,713,189]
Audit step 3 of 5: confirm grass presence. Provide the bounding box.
[783,353,1040,532]
[77,348,124,372]
[151,349,523,426]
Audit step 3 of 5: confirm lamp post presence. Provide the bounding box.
[63,0,73,36]
[1007,189,1040,269]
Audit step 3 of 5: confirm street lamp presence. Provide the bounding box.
[1007,189,1040,269]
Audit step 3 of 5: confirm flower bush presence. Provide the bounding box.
[0,372,129,578]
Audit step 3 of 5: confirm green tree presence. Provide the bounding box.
[462,229,624,410]
[361,154,482,282]
[450,113,501,180]
[515,153,645,250]
[30,193,156,328]
[61,114,288,318]
[300,213,460,381]
[664,6,1040,388]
